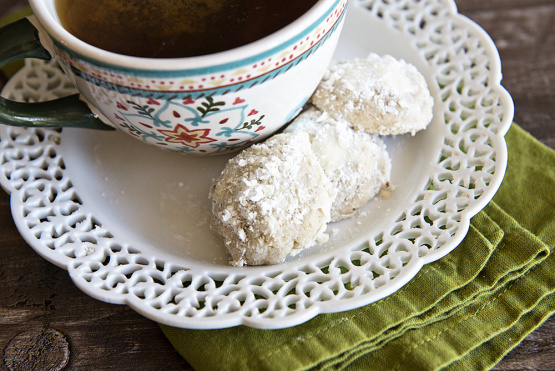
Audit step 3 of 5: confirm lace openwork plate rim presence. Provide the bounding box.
[0,0,514,329]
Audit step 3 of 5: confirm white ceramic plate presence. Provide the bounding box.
[0,0,513,329]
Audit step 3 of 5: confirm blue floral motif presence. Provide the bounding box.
[166,145,196,153]
[114,96,264,153]
[209,138,255,153]
[216,127,237,138]
[184,116,211,126]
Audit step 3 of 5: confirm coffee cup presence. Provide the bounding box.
[0,0,347,155]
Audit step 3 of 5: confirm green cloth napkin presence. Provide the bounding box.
[161,123,555,370]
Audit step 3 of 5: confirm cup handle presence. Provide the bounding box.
[0,18,114,130]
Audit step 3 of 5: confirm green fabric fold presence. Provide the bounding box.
[161,124,555,371]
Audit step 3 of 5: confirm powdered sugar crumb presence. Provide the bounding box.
[311,53,433,136]
[209,132,334,266]
[208,54,434,266]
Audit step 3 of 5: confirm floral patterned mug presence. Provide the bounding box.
[0,0,347,155]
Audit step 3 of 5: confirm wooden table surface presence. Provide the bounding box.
[1,0,554,370]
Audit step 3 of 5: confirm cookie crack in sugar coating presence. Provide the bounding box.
[209,132,335,266]
[285,107,391,221]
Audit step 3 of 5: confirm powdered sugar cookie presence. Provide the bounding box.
[311,53,434,135]
[285,108,391,221]
[209,132,334,266]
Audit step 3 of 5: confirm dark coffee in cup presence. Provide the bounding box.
[55,0,319,58]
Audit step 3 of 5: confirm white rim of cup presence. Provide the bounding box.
[29,0,337,71]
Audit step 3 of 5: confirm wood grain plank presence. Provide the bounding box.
[456,0,555,12]
[492,316,555,370]
[0,191,191,370]
[458,3,555,151]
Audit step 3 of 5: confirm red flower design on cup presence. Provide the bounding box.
[159,124,217,148]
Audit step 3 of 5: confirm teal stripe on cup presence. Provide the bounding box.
[51,0,343,78]
[65,14,345,100]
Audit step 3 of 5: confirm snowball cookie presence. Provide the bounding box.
[285,108,391,221]
[310,53,434,135]
[209,132,335,266]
